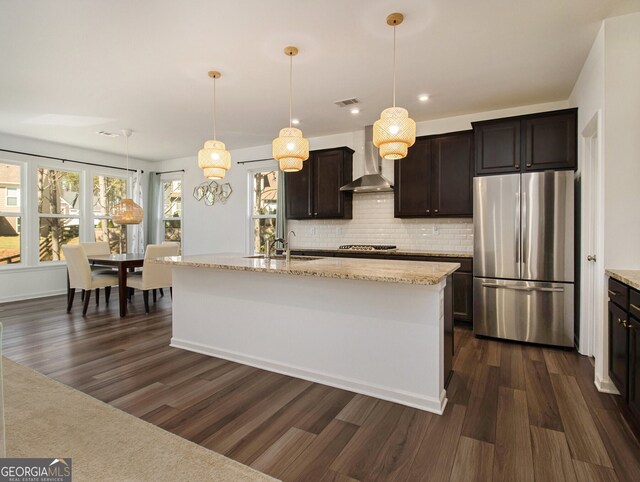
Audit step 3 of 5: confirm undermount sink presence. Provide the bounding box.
[244,255,320,261]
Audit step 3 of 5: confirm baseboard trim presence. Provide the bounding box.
[171,337,447,415]
[595,374,620,394]
[0,288,66,304]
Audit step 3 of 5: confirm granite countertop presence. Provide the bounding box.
[606,269,640,291]
[153,253,459,286]
[290,248,473,259]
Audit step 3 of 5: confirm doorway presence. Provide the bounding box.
[579,111,613,392]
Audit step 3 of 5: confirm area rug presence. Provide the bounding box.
[2,357,278,482]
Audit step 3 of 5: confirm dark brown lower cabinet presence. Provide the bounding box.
[607,277,640,434]
[630,316,640,423]
[609,300,629,399]
[453,271,473,324]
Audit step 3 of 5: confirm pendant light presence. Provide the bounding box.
[112,129,143,225]
[272,46,309,172]
[373,13,416,160]
[198,71,231,180]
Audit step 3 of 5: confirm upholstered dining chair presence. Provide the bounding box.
[79,241,114,303]
[80,241,110,257]
[127,243,179,314]
[62,245,119,316]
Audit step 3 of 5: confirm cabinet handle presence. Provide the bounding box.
[314,212,318,216]
[617,318,631,328]
[514,164,520,169]
[631,303,640,312]
[434,209,439,213]
[526,163,532,167]
[608,289,619,297]
[426,209,430,213]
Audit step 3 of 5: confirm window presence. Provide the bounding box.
[162,178,182,245]
[6,187,19,207]
[250,170,278,254]
[37,168,81,262]
[93,174,127,253]
[0,162,22,264]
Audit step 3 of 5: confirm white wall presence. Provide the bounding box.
[164,100,568,257]
[569,11,640,380]
[0,133,153,302]
[603,12,640,270]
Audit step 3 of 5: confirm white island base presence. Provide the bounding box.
[168,259,454,415]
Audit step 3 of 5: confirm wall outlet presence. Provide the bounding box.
[311,226,317,236]
[433,224,439,235]
[336,226,343,236]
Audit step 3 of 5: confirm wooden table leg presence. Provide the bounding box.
[118,266,127,317]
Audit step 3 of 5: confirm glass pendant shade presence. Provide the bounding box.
[373,107,416,160]
[273,127,309,172]
[112,198,144,225]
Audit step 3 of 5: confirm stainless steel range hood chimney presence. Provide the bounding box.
[340,125,393,193]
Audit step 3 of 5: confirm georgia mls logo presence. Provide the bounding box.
[0,457,72,482]
[49,459,70,473]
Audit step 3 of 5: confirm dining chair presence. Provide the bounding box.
[79,241,114,303]
[62,245,119,316]
[80,241,110,257]
[127,243,179,314]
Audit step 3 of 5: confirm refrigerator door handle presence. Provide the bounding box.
[521,180,528,269]
[481,283,565,293]
[515,190,520,266]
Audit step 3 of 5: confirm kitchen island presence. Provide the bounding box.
[154,254,459,414]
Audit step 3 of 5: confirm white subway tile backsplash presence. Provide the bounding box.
[288,192,473,254]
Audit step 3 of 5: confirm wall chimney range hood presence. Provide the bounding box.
[340,125,393,193]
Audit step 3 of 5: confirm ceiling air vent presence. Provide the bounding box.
[96,130,120,138]
[334,98,359,108]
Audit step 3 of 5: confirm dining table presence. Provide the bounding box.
[86,253,145,317]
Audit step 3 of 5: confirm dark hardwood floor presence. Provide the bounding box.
[2,294,640,481]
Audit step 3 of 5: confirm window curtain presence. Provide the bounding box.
[276,171,286,240]
[146,172,163,245]
[130,169,145,253]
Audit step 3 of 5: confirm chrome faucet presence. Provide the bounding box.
[264,237,273,261]
[286,230,296,262]
[265,231,296,262]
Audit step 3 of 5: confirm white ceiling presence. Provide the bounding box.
[1,0,638,161]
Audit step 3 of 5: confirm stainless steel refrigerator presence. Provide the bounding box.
[473,171,574,347]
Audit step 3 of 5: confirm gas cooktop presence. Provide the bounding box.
[338,244,397,251]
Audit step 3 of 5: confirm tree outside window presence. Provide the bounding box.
[251,170,278,254]
[93,174,127,253]
[162,179,182,247]
[37,168,80,261]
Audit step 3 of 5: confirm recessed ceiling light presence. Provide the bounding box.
[350,108,360,115]
[96,130,120,138]
[291,118,300,125]
[418,94,430,102]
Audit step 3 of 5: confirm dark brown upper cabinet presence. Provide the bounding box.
[394,137,431,216]
[394,131,473,218]
[285,146,353,220]
[473,108,577,176]
[474,119,521,175]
